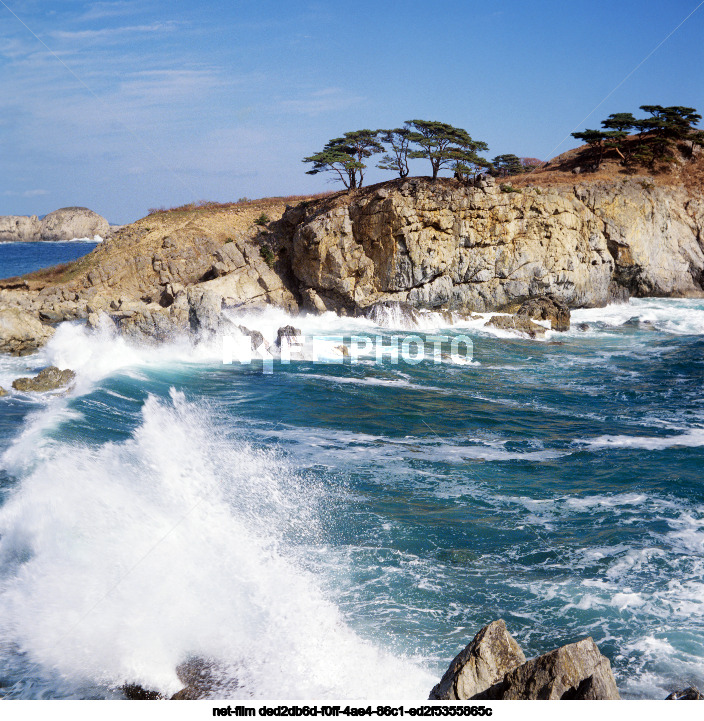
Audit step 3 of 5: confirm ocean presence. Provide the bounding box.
[0,242,703,699]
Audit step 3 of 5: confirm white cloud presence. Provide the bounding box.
[50,21,180,43]
[278,87,366,116]
[3,189,49,197]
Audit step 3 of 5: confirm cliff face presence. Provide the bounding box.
[0,207,110,242]
[285,177,704,314]
[0,177,703,349]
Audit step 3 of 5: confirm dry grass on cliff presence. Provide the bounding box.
[509,139,704,192]
[146,191,336,218]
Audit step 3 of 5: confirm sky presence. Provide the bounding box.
[1,0,703,223]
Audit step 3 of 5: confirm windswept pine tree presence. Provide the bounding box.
[303,130,383,189]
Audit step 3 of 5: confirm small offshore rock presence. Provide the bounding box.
[486,314,546,338]
[12,366,76,392]
[276,325,302,348]
[236,324,268,351]
[665,686,703,700]
[472,637,620,700]
[516,296,570,332]
[0,386,7,397]
[430,620,526,700]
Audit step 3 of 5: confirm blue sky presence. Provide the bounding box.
[1,0,703,223]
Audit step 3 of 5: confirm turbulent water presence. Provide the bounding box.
[0,246,703,700]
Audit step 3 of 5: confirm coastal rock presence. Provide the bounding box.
[0,215,41,242]
[363,300,420,327]
[516,296,570,331]
[472,637,620,700]
[429,620,526,700]
[12,366,76,392]
[276,324,302,348]
[122,684,164,700]
[0,307,55,355]
[486,314,546,338]
[40,207,109,241]
[236,324,268,351]
[665,687,703,700]
[0,386,7,397]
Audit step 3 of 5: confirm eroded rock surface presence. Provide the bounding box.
[430,620,526,700]
[0,307,55,355]
[12,366,75,392]
[472,636,620,700]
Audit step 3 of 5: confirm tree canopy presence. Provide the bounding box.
[571,104,702,170]
[405,120,488,180]
[303,130,383,189]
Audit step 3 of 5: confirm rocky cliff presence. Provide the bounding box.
[0,207,110,242]
[0,175,703,350]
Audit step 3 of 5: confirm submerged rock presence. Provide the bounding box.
[0,307,55,355]
[486,314,546,338]
[12,366,76,392]
[430,620,526,700]
[472,636,620,700]
[516,296,570,331]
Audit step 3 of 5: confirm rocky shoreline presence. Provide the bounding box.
[0,174,702,355]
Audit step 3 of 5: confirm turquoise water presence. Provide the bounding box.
[0,248,702,699]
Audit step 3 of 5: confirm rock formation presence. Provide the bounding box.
[0,207,110,242]
[430,619,526,700]
[0,215,41,242]
[666,687,703,700]
[0,307,55,355]
[12,366,75,392]
[431,620,621,700]
[40,207,109,241]
[0,173,702,351]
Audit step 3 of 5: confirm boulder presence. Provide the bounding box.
[40,207,109,241]
[486,314,546,338]
[12,366,76,392]
[0,386,7,397]
[236,324,268,351]
[122,684,164,700]
[276,325,302,348]
[0,307,55,355]
[363,301,420,328]
[0,214,41,242]
[665,687,703,700]
[472,637,620,700]
[430,620,526,700]
[516,296,570,331]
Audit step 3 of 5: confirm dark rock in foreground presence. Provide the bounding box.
[430,619,525,700]
[666,686,703,700]
[431,621,620,700]
[12,366,76,392]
